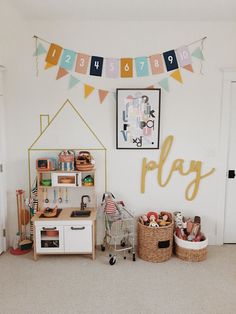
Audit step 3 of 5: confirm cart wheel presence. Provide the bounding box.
[101,245,105,251]
[121,240,126,247]
[133,253,136,261]
[109,256,116,265]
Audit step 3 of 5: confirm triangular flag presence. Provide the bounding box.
[44,62,55,70]
[170,69,183,83]
[84,84,95,98]
[68,75,80,89]
[56,67,69,80]
[183,64,194,73]
[98,90,109,104]
[33,43,47,56]
[158,77,169,92]
[191,47,204,60]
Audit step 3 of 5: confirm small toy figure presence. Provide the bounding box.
[147,211,159,228]
[101,192,118,215]
[173,211,184,229]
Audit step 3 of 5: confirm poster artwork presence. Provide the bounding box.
[116,89,161,149]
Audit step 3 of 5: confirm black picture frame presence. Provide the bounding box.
[116,88,161,149]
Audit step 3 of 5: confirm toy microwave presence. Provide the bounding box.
[36,158,56,171]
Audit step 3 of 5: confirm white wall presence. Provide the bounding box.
[1,0,236,244]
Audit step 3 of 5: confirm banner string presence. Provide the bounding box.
[35,36,39,77]
[33,35,207,60]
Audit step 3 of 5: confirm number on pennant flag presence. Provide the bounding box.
[163,50,179,72]
[120,58,133,77]
[75,53,90,74]
[60,49,76,71]
[176,46,192,67]
[105,58,119,78]
[90,56,104,76]
[149,54,165,74]
[45,43,63,66]
[135,57,149,77]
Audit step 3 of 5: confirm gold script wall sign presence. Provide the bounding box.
[141,135,215,201]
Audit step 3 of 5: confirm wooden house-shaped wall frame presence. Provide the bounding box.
[28,99,107,198]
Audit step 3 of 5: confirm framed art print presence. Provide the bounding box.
[116,88,161,149]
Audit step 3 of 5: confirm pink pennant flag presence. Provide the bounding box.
[56,67,69,80]
[183,64,194,73]
[98,90,109,104]
[149,54,165,74]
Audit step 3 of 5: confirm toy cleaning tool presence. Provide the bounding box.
[53,189,57,203]
[13,190,33,253]
[44,188,49,203]
[65,188,68,203]
[58,188,62,203]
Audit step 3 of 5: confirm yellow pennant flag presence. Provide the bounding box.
[44,62,55,70]
[98,90,109,104]
[170,69,183,83]
[84,84,95,98]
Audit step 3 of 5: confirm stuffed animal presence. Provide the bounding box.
[173,211,184,229]
[101,192,118,215]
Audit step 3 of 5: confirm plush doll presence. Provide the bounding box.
[101,192,118,215]
[147,211,159,227]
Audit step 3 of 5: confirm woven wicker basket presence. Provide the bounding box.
[138,218,174,263]
[174,233,208,262]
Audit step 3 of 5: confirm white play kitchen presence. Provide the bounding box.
[31,150,97,261]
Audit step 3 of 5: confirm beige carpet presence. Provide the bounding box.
[0,245,236,314]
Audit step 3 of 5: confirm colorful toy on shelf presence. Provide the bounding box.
[82,175,94,186]
[36,158,56,171]
[58,150,75,171]
[75,151,95,171]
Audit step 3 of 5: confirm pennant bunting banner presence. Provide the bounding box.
[135,57,149,77]
[60,49,77,71]
[84,84,95,98]
[149,54,165,75]
[170,69,183,83]
[183,64,194,73]
[163,50,179,72]
[75,53,90,74]
[33,42,47,56]
[45,43,63,66]
[44,62,55,70]
[176,46,192,67]
[105,58,119,78]
[191,47,204,60]
[68,75,80,89]
[33,35,207,102]
[158,77,169,92]
[98,90,109,104]
[120,58,133,77]
[90,56,104,77]
[56,67,69,80]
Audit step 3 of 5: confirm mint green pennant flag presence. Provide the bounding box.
[68,75,80,89]
[191,47,204,60]
[33,43,47,56]
[158,77,169,92]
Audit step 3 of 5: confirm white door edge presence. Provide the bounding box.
[217,69,236,245]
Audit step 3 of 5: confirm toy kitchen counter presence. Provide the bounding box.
[31,208,97,261]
